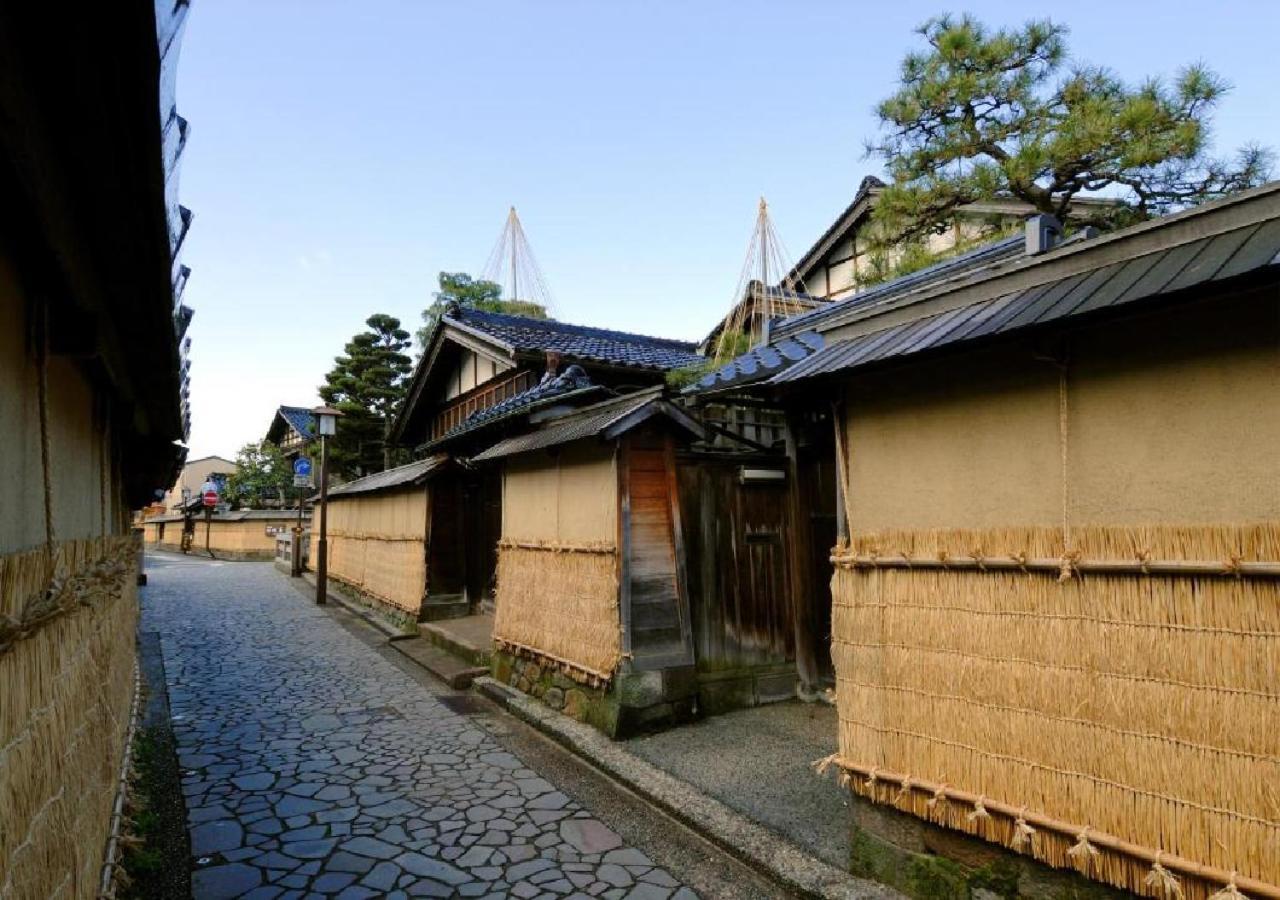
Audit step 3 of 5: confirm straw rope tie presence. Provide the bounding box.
[811,753,838,776]
[969,548,987,571]
[1223,554,1244,578]
[926,782,948,810]
[1136,548,1152,575]
[1067,827,1100,872]
[893,775,912,807]
[1057,549,1080,584]
[1208,873,1247,900]
[1144,851,1184,899]
[1010,806,1036,852]
[966,794,992,824]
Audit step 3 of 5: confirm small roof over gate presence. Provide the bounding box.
[472,389,705,462]
[323,454,451,501]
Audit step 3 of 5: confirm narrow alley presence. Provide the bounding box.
[141,554,786,900]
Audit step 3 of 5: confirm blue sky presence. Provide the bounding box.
[179,0,1280,458]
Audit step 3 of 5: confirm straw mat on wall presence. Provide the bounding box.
[829,522,1279,899]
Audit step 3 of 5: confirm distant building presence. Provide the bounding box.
[159,454,236,512]
[265,405,317,462]
[787,175,1114,302]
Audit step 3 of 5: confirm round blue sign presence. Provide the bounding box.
[293,457,312,476]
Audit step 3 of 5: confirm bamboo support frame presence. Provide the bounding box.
[831,552,1280,579]
[822,757,1280,900]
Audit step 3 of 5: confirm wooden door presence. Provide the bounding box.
[621,430,694,670]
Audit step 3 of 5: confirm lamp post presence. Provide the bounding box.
[313,406,341,605]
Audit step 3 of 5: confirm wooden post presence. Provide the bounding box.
[315,433,329,605]
[784,414,820,693]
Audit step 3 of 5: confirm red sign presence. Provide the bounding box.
[202,489,218,508]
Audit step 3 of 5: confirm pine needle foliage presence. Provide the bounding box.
[319,313,413,478]
[866,16,1273,249]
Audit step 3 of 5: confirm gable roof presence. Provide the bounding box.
[787,175,886,288]
[393,305,704,447]
[266,405,316,444]
[471,388,705,462]
[773,210,1280,385]
[446,307,702,371]
[689,236,1025,394]
[695,182,1280,394]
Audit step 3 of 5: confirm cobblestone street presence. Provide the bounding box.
[141,555,781,900]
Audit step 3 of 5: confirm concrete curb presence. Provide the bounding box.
[474,677,899,900]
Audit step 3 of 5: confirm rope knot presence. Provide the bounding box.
[965,795,991,823]
[1010,550,1028,571]
[1223,554,1244,578]
[1057,549,1081,584]
[1144,851,1184,898]
[969,547,986,570]
[936,550,951,568]
[1208,873,1245,900]
[864,767,879,791]
[1067,827,1100,872]
[1135,548,1152,574]
[811,753,838,776]
[893,776,912,807]
[926,782,947,810]
[1009,807,1035,852]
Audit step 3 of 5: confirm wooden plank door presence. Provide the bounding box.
[621,430,694,670]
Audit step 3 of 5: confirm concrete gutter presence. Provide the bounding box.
[474,676,899,900]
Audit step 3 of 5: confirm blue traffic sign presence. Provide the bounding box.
[293,457,312,476]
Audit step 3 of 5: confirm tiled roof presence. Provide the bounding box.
[326,454,451,500]
[277,405,316,440]
[472,388,704,462]
[687,331,825,393]
[430,365,601,447]
[447,307,702,371]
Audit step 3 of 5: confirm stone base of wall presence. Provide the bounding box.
[695,663,798,717]
[491,651,699,738]
[847,792,1132,900]
[325,577,419,634]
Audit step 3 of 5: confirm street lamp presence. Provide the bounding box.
[313,405,342,605]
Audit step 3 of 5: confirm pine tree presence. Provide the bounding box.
[319,314,413,477]
[417,272,548,350]
[866,16,1272,248]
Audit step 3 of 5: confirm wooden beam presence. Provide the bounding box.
[784,414,820,690]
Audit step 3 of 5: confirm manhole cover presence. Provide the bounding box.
[436,694,483,715]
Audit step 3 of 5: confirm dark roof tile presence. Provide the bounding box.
[449,307,701,371]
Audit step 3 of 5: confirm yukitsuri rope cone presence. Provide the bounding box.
[0,537,139,899]
[493,540,620,683]
[824,522,1280,899]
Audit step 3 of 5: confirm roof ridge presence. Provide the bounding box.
[453,307,696,349]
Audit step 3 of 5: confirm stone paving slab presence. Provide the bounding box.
[142,556,698,900]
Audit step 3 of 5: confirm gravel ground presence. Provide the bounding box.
[626,702,850,869]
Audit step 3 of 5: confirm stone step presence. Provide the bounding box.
[390,639,488,690]
[419,619,492,667]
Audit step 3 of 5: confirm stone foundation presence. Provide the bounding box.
[490,651,698,738]
[847,792,1132,900]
